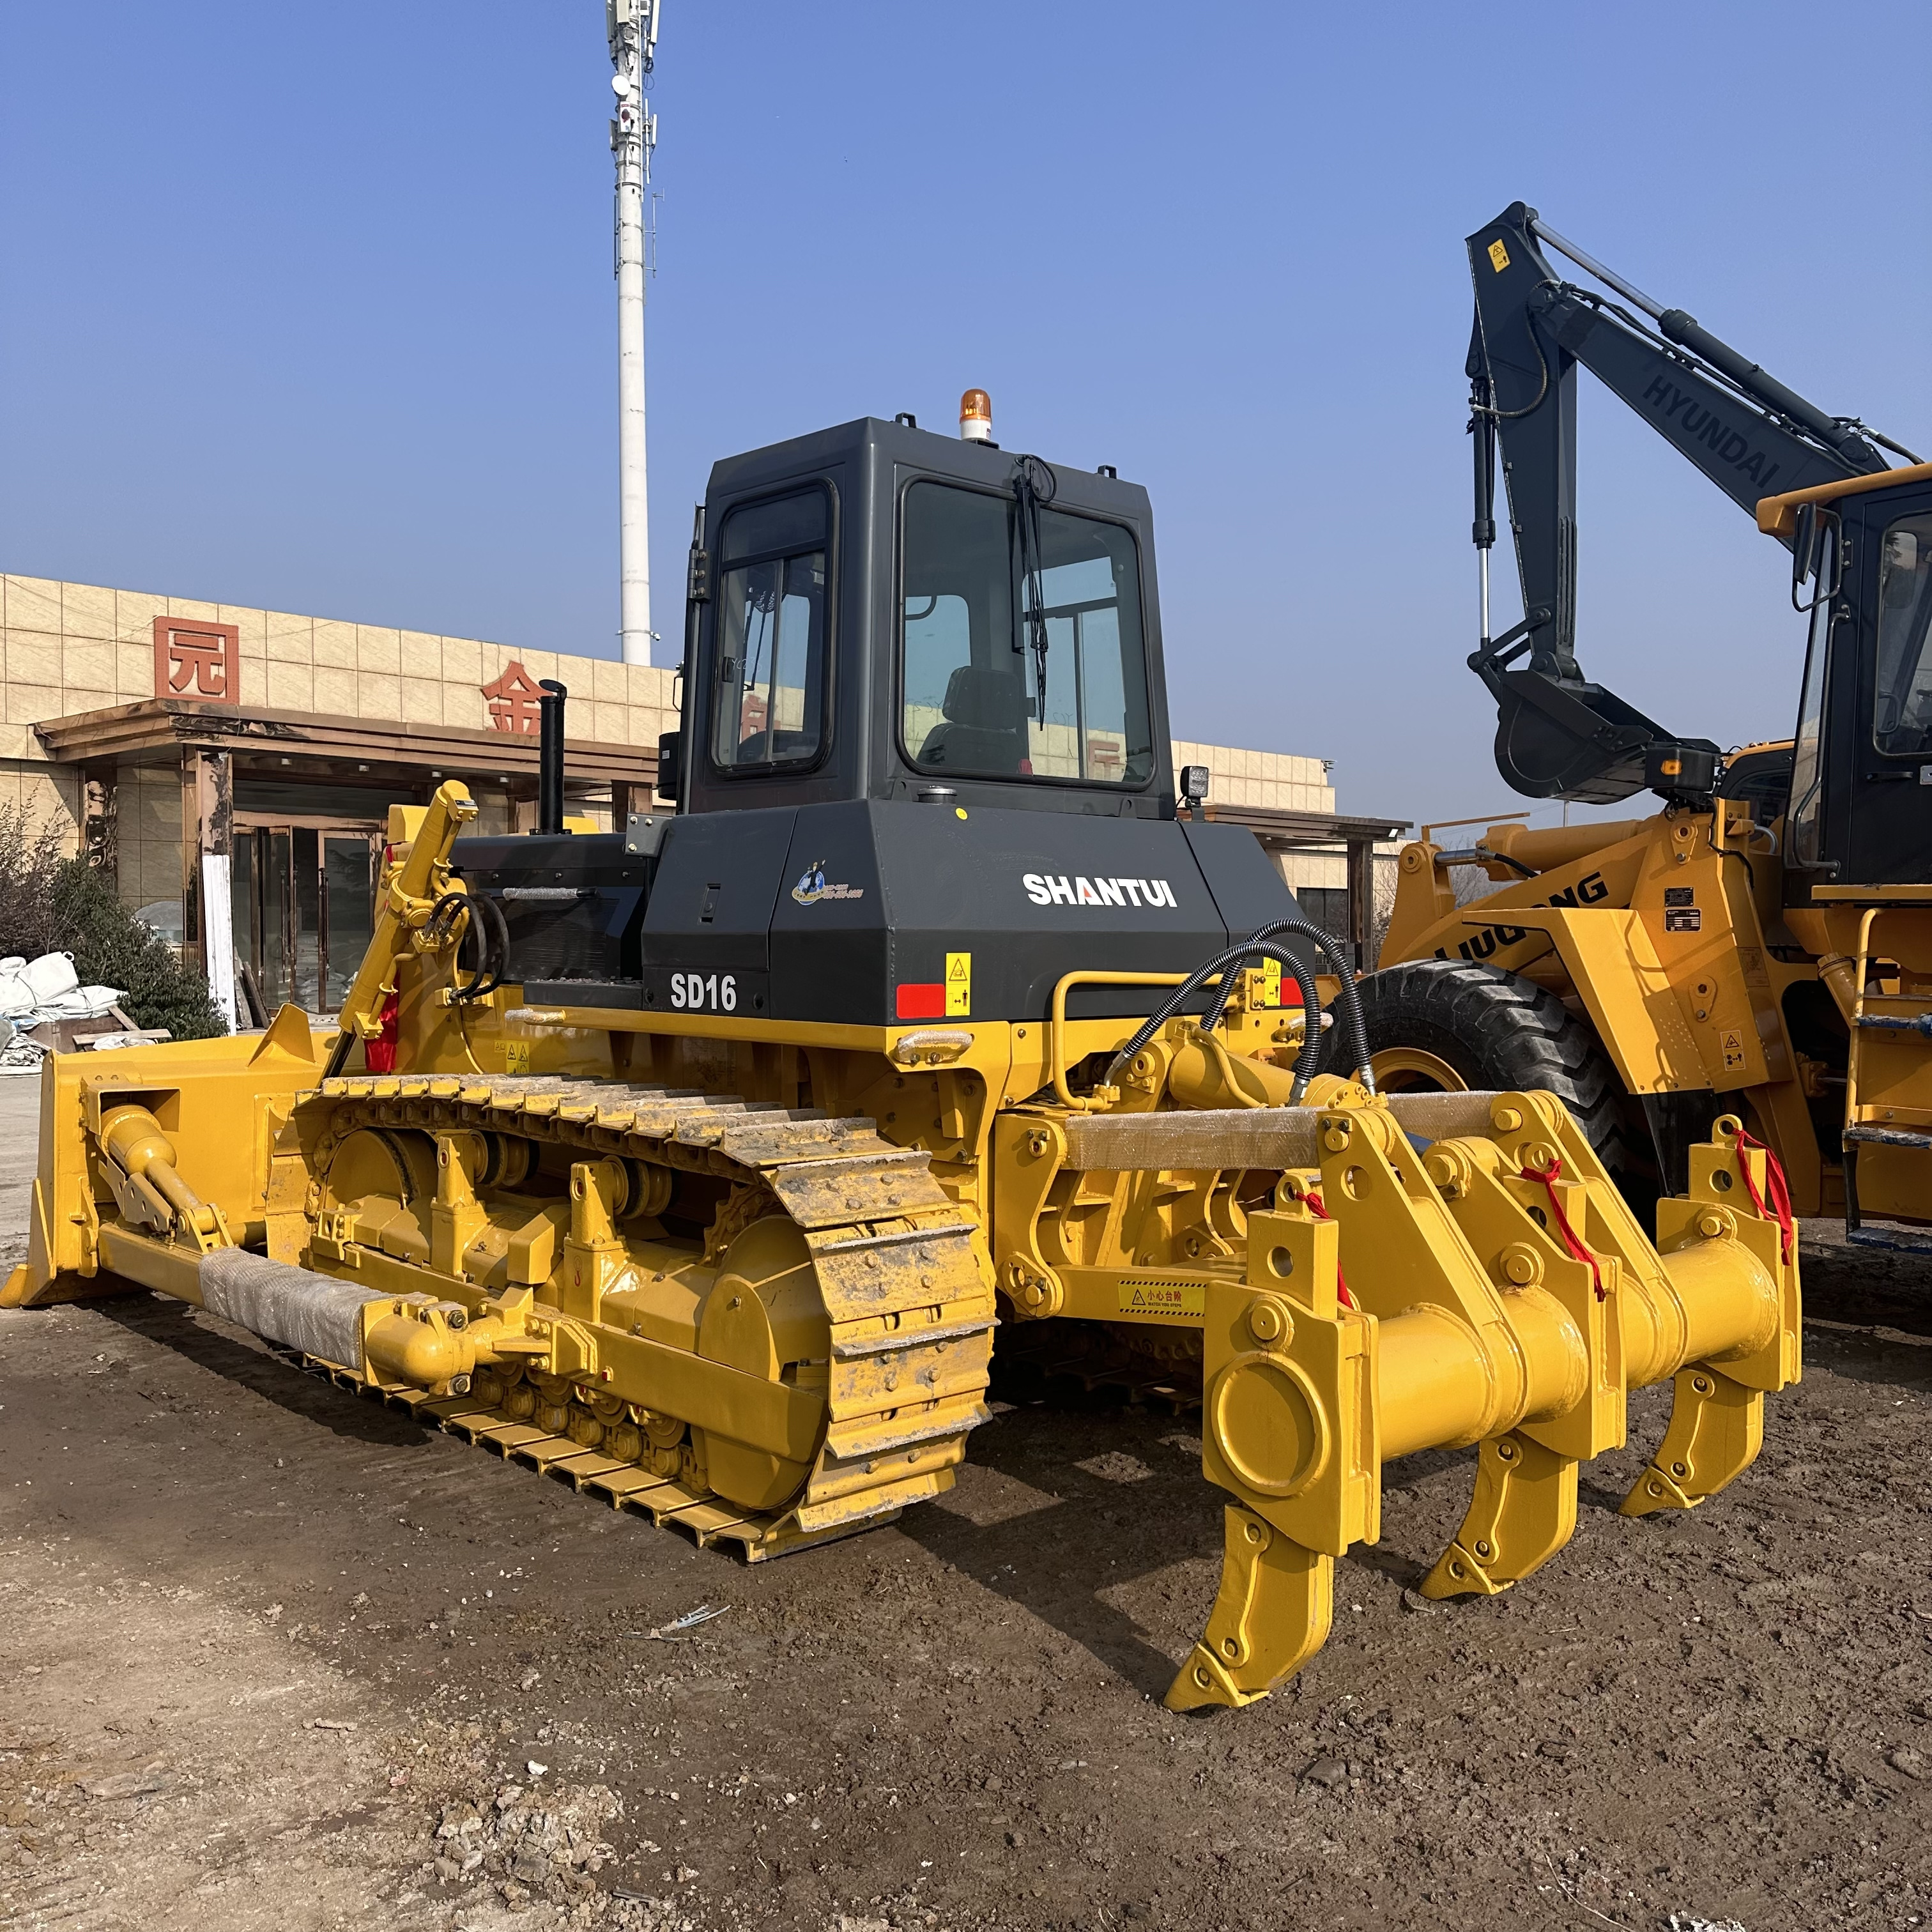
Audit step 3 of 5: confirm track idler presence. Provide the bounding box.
[1167,1094,1799,1711]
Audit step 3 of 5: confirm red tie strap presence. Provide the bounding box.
[1517,1155,1606,1301]
[1731,1126,1796,1264]
[1300,1190,1358,1311]
[364,987,402,1074]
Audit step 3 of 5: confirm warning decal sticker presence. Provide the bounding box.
[1117,1277,1206,1319]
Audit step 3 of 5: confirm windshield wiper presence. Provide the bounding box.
[1013,454,1057,724]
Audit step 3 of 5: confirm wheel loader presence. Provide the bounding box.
[1358,203,1932,1254]
[3,399,1800,1711]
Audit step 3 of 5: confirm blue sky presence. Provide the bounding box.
[3,2,1926,827]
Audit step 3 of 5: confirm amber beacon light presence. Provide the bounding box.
[958,388,993,443]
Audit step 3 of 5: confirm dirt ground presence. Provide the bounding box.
[2,1077,1929,1932]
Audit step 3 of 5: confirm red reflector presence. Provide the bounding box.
[895,982,946,1020]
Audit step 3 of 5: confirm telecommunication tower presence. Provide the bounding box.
[607,0,659,664]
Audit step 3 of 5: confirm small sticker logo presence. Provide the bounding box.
[792,861,864,905]
[946,951,971,1018]
[1259,958,1303,1009]
[1488,238,1511,272]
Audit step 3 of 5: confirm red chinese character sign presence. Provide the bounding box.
[153,618,239,705]
[482,661,546,734]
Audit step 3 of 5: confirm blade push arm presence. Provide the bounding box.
[325,781,480,1078]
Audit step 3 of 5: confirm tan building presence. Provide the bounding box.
[0,573,1403,1012]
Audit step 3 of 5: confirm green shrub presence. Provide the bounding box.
[52,861,224,1041]
[0,804,223,1041]
[0,804,68,958]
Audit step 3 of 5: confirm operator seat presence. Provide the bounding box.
[917,664,1031,776]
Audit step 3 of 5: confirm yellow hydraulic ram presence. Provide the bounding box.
[1140,1088,1799,1710]
[49,1100,526,1390]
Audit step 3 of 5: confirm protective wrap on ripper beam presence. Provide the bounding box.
[1061,1091,1508,1172]
[199,1248,385,1369]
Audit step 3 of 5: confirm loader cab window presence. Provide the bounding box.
[710,488,830,774]
[1788,532,1837,868]
[1873,512,1932,756]
[901,480,1153,786]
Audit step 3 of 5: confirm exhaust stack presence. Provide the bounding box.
[537,679,567,834]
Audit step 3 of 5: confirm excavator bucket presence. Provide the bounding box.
[1482,664,1660,803]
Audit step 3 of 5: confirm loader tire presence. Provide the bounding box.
[1332,960,1637,1179]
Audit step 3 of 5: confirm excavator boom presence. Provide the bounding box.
[1465,200,1907,804]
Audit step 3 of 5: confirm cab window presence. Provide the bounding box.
[1788,560,1835,867]
[711,489,829,773]
[1874,511,1932,756]
[901,481,1153,785]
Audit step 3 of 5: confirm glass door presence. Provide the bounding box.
[321,832,379,1010]
[233,820,381,1016]
[292,827,320,1008]
[259,829,293,1008]
[229,834,259,1022]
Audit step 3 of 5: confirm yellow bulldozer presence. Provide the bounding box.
[1358,204,1932,1254]
[4,399,1800,1712]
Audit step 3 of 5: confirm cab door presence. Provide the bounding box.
[1818,482,1932,887]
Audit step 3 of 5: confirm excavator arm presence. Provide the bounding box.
[1465,200,1906,805]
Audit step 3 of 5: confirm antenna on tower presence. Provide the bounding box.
[607,0,660,666]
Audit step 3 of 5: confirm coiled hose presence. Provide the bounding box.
[1105,920,1376,1105]
[424,890,510,1003]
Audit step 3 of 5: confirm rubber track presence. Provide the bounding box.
[289,1072,997,1561]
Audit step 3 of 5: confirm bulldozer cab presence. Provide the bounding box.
[1782,470,1932,891]
[454,416,1301,1031]
[671,417,1176,820]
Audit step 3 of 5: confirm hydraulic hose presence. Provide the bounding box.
[1104,921,1375,1107]
[1107,939,1322,1100]
[427,890,509,1003]
[1100,939,1297,1101]
[1227,919,1376,1099]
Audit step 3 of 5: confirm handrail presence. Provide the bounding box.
[1049,970,1193,1114]
[1844,905,1882,1128]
